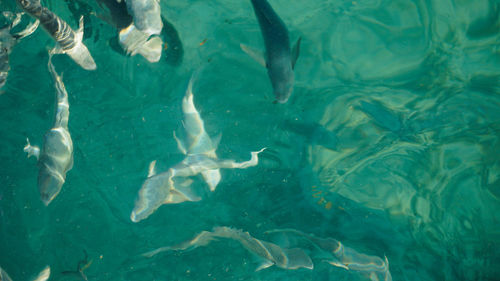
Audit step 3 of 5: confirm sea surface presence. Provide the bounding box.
[1,0,499,280]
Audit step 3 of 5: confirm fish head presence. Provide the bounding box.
[268,62,294,103]
[37,167,64,206]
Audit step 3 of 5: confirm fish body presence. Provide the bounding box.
[247,0,300,103]
[17,0,96,70]
[143,227,314,270]
[130,75,265,222]
[24,55,74,205]
[213,227,313,270]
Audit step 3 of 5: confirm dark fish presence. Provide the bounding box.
[358,100,402,133]
[243,0,301,103]
[283,120,339,151]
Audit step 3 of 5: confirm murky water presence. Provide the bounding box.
[1,0,499,280]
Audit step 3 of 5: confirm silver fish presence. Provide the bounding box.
[143,226,314,271]
[24,54,74,206]
[265,229,392,281]
[0,12,39,91]
[16,0,96,70]
[130,75,265,222]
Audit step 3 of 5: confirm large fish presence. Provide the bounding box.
[24,54,74,206]
[16,0,96,70]
[0,266,50,281]
[130,75,265,222]
[142,226,314,270]
[242,0,301,103]
[0,12,39,92]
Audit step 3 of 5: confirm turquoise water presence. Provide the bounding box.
[1,0,499,280]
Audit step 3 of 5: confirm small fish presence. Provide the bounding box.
[130,75,265,222]
[24,53,74,206]
[0,12,39,91]
[242,0,301,103]
[143,226,314,271]
[16,0,96,70]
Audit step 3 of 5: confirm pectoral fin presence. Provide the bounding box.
[173,131,187,155]
[291,37,302,69]
[147,160,157,177]
[212,133,222,150]
[138,36,163,63]
[32,266,50,281]
[255,260,274,271]
[24,138,40,160]
[240,44,266,67]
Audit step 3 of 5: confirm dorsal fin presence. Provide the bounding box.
[291,37,302,69]
[147,160,157,177]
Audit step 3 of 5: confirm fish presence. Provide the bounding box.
[357,100,402,133]
[0,12,39,92]
[16,0,96,70]
[24,53,74,206]
[242,0,301,103]
[118,0,163,62]
[283,120,339,151]
[265,229,392,281]
[0,266,50,281]
[142,226,314,271]
[130,75,266,222]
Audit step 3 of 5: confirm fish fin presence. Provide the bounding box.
[13,19,39,39]
[76,16,84,42]
[32,266,50,281]
[240,43,266,67]
[282,248,314,269]
[138,36,163,63]
[147,160,157,177]
[24,138,40,160]
[173,131,187,155]
[11,12,22,28]
[212,133,222,150]
[201,169,221,192]
[324,259,349,270]
[255,260,274,271]
[291,37,302,69]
